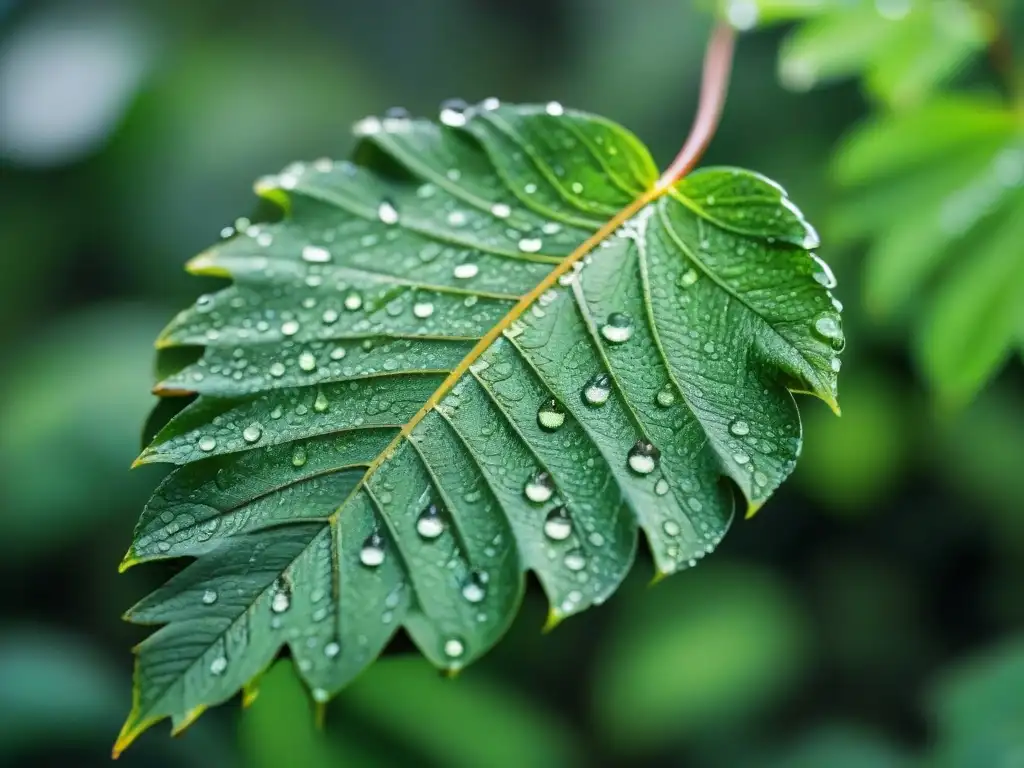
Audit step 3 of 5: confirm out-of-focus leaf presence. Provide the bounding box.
[341,657,579,768]
[0,304,165,560]
[795,371,909,513]
[593,562,808,751]
[240,661,375,768]
[759,725,912,768]
[116,100,842,752]
[917,195,1024,407]
[927,639,1024,768]
[832,96,1016,186]
[777,1,992,107]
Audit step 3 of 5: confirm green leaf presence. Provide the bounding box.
[116,100,842,753]
[777,1,992,106]
[916,194,1024,407]
[927,639,1024,768]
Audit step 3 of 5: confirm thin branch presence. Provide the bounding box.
[656,22,737,191]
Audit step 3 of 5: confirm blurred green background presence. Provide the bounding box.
[1,1,1022,766]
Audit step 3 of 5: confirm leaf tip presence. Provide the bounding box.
[542,608,564,634]
[648,568,672,586]
[745,498,765,520]
[170,705,207,739]
[185,252,230,278]
[119,548,140,574]
[242,681,260,709]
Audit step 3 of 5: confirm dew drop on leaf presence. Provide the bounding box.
[377,199,399,225]
[344,292,363,311]
[201,589,218,605]
[563,548,587,571]
[453,263,479,279]
[518,236,543,253]
[524,471,554,503]
[324,641,340,659]
[461,572,487,603]
[679,268,699,287]
[729,419,750,436]
[543,507,572,541]
[663,520,680,537]
[545,101,564,116]
[209,656,228,676]
[627,440,659,475]
[242,423,263,444]
[198,436,217,453]
[298,352,317,372]
[292,446,308,467]
[413,302,435,319]
[416,503,445,540]
[302,245,331,264]
[359,533,386,567]
[537,398,566,431]
[601,312,633,343]
[439,98,468,127]
[443,637,465,659]
[490,203,511,218]
[582,373,611,406]
[655,479,670,496]
[281,320,300,337]
[655,387,676,407]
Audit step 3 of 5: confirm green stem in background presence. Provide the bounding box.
[977,0,1022,107]
[656,22,737,190]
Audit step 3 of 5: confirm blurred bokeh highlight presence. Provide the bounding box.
[1,1,1022,766]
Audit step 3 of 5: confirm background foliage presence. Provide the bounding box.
[0,1,1021,766]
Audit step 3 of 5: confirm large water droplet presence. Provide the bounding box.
[377,199,399,225]
[360,532,386,567]
[663,520,681,537]
[518,236,543,253]
[627,440,659,475]
[202,589,218,605]
[443,637,465,658]
[314,391,330,413]
[243,423,263,443]
[210,656,228,675]
[198,436,218,453]
[679,268,699,287]
[729,419,750,436]
[545,101,565,116]
[655,478,670,496]
[582,373,611,406]
[601,312,633,343]
[413,301,435,319]
[810,254,837,289]
[655,387,676,407]
[814,313,843,344]
[524,471,554,503]
[563,548,587,571]
[453,263,479,279]
[461,572,487,603]
[298,351,318,372]
[416,504,445,539]
[281,320,300,337]
[292,446,308,467]
[344,292,363,311]
[271,582,291,614]
[302,245,331,263]
[439,98,469,127]
[324,641,341,659]
[543,507,572,541]
[537,398,566,431]
[491,203,511,218]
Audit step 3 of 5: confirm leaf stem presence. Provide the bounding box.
[656,22,737,191]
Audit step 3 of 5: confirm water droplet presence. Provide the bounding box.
[243,423,263,443]
[378,199,399,225]
[814,313,843,345]
[663,520,681,537]
[491,203,511,218]
[563,548,586,571]
[482,97,500,110]
[545,101,564,116]
[281,320,300,337]
[810,254,837,288]
[314,391,330,413]
[360,533,386,567]
[733,452,750,465]
[416,504,445,539]
[413,301,435,319]
[537,398,566,431]
[571,181,583,194]
[729,419,750,436]
[271,585,291,614]
[655,387,676,407]
[292,446,308,467]
[461,572,487,603]
[753,471,769,487]
[198,436,217,452]
[439,98,468,127]
[453,263,478,279]
[202,589,218,605]
[679,268,699,287]
[627,440,659,475]
[727,0,759,31]
[344,292,363,311]
[543,507,573,541]
[302,245,331,263]
[312,688,330,703]
[298,351,317,372]
[518,236,543,253]
[524,471,554,503]
[655,479,670,496]
[601,312,633,343]
[324,641,341,659]
[210,656,228,675]
[582,373,611,406]
[443,637,465,658]
[447,210,467,227]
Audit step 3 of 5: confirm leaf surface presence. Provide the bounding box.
[117,100,842,753]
